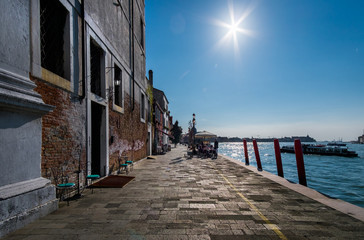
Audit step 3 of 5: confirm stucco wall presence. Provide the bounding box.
[0,1,58,236]
[0,111,42,187]
[85,0,132,70]
[0,0,30,77]
[85,0,145,87]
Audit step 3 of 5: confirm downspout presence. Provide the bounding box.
[81,0,89,182]
[131,0,135,162]
[80,0,86,101]
[75,0,86,195]
[131,0,135,112]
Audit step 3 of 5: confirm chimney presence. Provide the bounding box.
[148,70,153,86]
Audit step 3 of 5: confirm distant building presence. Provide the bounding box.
[217,135,317,143]
[358,135,364,144]
[153,88,172,154]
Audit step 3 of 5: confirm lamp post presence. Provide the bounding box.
[188,113,197,146]
[192,113,196,144]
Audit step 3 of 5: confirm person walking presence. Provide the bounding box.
[214,139,219,159]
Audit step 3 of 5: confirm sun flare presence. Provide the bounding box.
[212,1,255,54]
[229,23,238,35]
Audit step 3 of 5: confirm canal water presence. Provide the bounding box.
[219,142,364,208]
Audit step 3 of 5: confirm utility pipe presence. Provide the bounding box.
[80,0,86,101]
[131,0,135,111]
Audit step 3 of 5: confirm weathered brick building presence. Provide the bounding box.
[0,0,147,236]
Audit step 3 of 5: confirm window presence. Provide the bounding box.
[155,107,161,123]
[40,0,70,79]
[90,39,104,97]
[141,92,145,121]
[140,19,144,49]
[114,65,122,107]
[147,99,151,123]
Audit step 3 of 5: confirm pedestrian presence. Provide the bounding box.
[214,139,219,159]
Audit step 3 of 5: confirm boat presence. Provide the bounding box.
[327,142,346,147]
[280,144,358,157]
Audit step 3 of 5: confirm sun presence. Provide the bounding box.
[229,23,238,35]
[212,1,255,53]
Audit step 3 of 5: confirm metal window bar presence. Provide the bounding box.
[90,40,102,96]
[40,0,67,78]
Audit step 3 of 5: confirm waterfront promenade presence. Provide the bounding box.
[3,145,364,240]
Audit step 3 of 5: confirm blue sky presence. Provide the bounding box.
[145,0,364,141]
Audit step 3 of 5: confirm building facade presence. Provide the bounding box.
[358,135,364,144]
[0,0,147,236]
[152,88,171,154]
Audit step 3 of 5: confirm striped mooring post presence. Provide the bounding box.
[243,139,249,165]
[294,139,307,186]
[252,139,263,171]
[274,139,284,178]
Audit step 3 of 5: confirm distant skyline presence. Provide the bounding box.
[145,0,364,141]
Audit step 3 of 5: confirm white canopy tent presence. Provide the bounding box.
[195,131,217,142]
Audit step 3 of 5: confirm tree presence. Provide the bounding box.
[171,120,183,146]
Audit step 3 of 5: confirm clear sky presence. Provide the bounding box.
[145,0,364,141]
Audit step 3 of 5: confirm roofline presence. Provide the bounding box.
[153,88,169,104]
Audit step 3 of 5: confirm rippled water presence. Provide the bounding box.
[219,142,364,208]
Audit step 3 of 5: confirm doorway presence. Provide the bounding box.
[147,131,151,156]
[91,102,106,176]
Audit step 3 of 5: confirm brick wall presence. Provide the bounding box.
[33,78,87,187]
[108,94,148,173]
[33,79,147,183]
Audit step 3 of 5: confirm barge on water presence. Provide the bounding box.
[281,144,358,157]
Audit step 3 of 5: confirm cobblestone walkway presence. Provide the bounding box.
[3,145,364,239]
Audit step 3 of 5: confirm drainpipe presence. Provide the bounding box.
[75,0,86,195]
[131,0,135,112]
[79,0,86,101]
[132,0,135,162]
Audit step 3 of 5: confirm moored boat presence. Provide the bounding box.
[327,142,346,147]
[281,144,358,157]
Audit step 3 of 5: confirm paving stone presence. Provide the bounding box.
[3,145,364,239]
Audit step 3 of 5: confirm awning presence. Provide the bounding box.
[195,131,217,139]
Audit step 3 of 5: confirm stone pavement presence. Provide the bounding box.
[3,145,364,240]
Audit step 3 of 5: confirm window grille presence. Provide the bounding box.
[40,0,68,78]
[90,40,103,97]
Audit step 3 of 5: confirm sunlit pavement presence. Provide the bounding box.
[3,145,364,240]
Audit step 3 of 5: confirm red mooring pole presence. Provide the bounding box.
[274,139,284,178]
[294,139,307,186]
[243,139,249,165]
[252,139,262,171]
